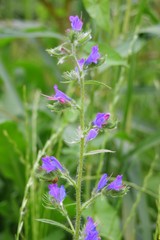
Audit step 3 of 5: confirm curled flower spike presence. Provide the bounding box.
[96,174,108,192]
[84,217,101,240]
[86,128,99,142]
[108,175,123,191]
[42,156,64,173]
[43,85,72,103]
[69,15,83,31]
[92,113,110,129]
[85,46,101,65]
[48,183,66,205]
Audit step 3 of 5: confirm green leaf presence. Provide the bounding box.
[36,219,74,234]
[84,149,115,156]
[0,59,24,122]
[83,0,110,31]
[0,122,25,189]
[85,80,111,89]
[98,43,128,71]
[116,36,146,57]
[0,29,64,40]
[124,130,160,159]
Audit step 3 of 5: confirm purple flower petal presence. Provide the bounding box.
[92,113,110,129]
[78,58,85,70]
[53,85,72,103]
[69,15,83,31]
[48,183,66,205]
[96,174,108,192]
[84,217,101,240]
[43,85,72,103]
[108,175,123,191]
[86,129,99,142]
[42,156,64,173]
[85,46,101,65]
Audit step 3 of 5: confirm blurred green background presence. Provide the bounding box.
[0,0,160,240]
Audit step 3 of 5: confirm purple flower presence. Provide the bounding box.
[42,156,64,173]
[43,85,72,103]
[85,46,101,65]
[78,58,85,70]
[86,128,99,142]
[108,175,123,191]
[69,15,83,31]
[92,113,110,129]
[96,174,108,192]
[84,217,101,240]
[48,183,66,205]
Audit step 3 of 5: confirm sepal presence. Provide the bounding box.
[76,31,92,45]
[103,120,118,129]
[46,45,70,57]
[47,101,72,112]
[105,185,130,197]
[62,70,79,82]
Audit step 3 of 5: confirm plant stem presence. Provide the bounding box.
[74,56,85,239]
[62,206,75,234]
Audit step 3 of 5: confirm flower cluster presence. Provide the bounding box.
[96,174,124,193]
[86,112,111,142]
[84,217,101,240]
[41,156,67,205]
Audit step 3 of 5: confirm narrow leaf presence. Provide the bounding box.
[0,30,64,40]
[85,80,111,89]
[84,149,115,156]
[36,219,73,234]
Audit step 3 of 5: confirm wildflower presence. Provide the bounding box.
[85,46,101,65]
[43,85,72,103]
[96,174,108,192]
[84,216,101,240]
[42,156,64,173]
[48,183,66,205]
[69,15,83,31]
[108,175,123,191]
[86,128,99,142]
[92,113,110,129]
[76,46,100,72]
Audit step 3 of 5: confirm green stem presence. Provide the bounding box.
[71,43,85,239]
[74,75,85,240]
[62,206,75,234]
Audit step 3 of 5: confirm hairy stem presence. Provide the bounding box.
[72,44,85,239]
